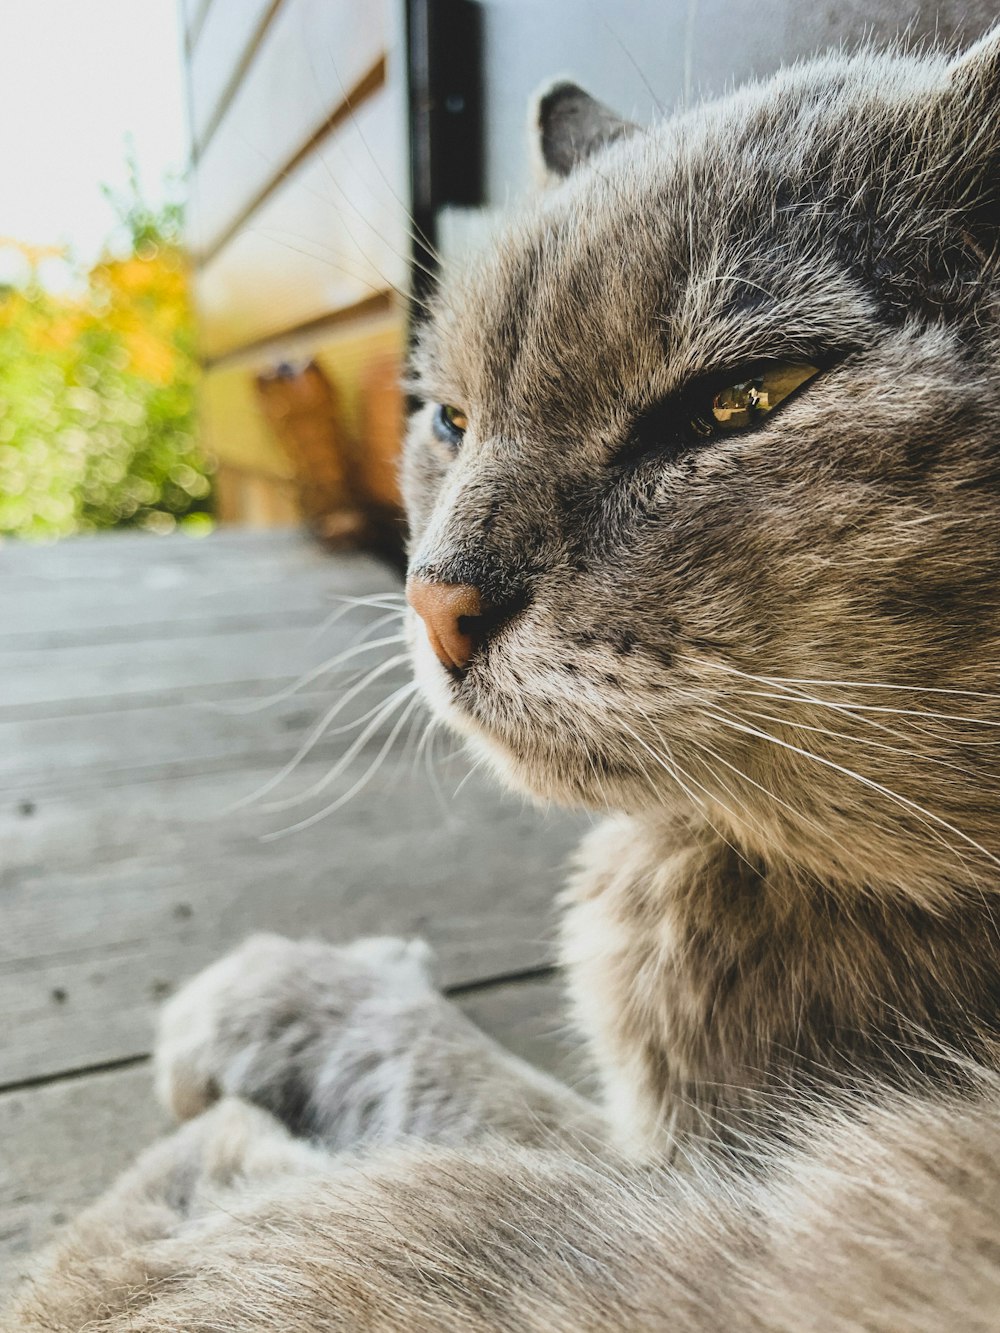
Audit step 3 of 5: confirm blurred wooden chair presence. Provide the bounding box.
[255,358,405,567]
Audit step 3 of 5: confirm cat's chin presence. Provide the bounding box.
[409,638,668,812]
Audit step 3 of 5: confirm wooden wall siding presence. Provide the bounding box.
[181,0,410,522]
[196,92,407,362]
[187,0,278,155]
[181,0,212,49]
[188,0,390,263]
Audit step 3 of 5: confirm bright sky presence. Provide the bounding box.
[0,0,187,280]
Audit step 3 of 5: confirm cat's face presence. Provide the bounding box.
[403,37,1000,898]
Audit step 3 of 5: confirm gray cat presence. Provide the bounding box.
[10,29,1000,1332]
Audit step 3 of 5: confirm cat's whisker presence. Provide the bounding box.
[582,744,613,811]
[682,729,910,904]
[310,596,406,644]
[721,677,948,748]
[727,686,1000,745]
[308,606,404,652]
[705,705,998,876]
[687,656,1000,703]
[680,658,1000,771]
[682,733,792,843]
[734,704,982,785]
[700,660,1000,738]
[452,752,490,800]
[386,699,433,795]
[411,715,457,820]
[261,681,420,812]
[208,633,407,716]
[261,694,423,839]
[618,714,765,876]
[225,654,411,812]
[324,679,418,739]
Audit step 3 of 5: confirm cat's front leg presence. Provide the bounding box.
[156,933,605,1152]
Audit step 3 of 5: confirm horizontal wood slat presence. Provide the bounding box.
[188,0,388,262]
[194,86,408,361]
[188,0,280,153]
[0,532,383,641]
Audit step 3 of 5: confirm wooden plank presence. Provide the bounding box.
[0,756,583,1086]
[0,565,398,647]
[0,679,410,792]
[188,0,388,259]
[0,1064,167,1291]
[0,624,371,712]
[188,0,278,150]
[0,526,358,578]
[0,974,572,1289]
[0,540,400,647]
[194,88,408,361]
[0,532,404,716]
[0,594,379,652]
[0,562,405,711]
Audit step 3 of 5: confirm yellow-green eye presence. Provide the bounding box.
[691,362,820,436]
[435,403,468,447]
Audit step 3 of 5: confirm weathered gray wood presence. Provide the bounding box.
[0,976,574,1292]
[2,755,582,1086]
[0,622,403,713]
[0,579,392,649]
[1,528,586,1289]
[0,681,409,791]
[0,535,400,645]
[0,527,327,577]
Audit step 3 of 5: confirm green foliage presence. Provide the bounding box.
[0,165,211,540]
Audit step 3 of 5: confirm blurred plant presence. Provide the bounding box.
[0,154,212,540]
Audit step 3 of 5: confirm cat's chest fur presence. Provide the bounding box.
[562,815,1000,1152]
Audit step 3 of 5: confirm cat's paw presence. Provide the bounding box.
[155,932,436,1121]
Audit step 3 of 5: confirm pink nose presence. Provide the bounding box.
[406,577,485,671]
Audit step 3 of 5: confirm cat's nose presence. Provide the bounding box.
[406,577,490,671]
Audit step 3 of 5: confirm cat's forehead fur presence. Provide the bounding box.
[415,45,984,435]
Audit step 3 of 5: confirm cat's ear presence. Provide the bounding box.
[533,82,637,180]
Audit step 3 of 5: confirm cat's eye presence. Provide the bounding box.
[617,360,822,467]
[687,362,820,439]
[434,403,468,448]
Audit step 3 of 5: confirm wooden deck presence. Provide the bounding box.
[0,528,584,1290]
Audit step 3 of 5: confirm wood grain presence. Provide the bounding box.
[1,529,583,1101]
